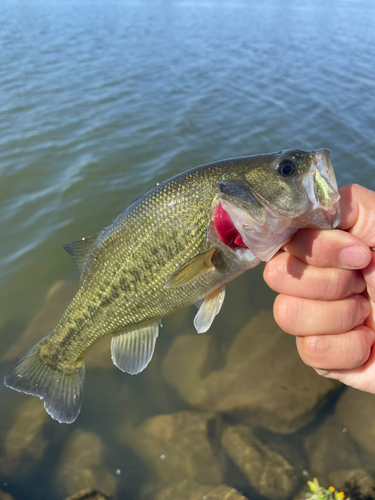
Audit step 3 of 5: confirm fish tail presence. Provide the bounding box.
[4,341,85,424]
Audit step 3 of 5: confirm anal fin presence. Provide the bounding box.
[194,285,226,333]
[111,322,159,375]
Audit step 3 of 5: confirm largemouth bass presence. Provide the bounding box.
[4,149,340,423]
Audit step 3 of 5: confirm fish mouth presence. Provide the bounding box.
[213,202,248,250]
[301,149,341,229]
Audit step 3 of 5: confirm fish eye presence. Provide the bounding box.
[276,159,296,177]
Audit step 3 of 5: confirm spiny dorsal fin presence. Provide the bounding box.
[164,249,217,289]
[111,322,159,375]
[194,285,226,333]
[63,233,100,272]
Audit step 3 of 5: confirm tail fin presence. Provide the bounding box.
[4,343,85,424]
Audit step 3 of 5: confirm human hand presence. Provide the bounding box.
[264,184,375,393]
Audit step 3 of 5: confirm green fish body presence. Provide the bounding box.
[4,149,341,423]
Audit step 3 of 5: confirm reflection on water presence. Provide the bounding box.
[1,0,375,498]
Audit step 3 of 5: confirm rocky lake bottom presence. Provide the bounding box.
[1,280,375,500]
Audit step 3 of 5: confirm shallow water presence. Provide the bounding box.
[1,0,375,498]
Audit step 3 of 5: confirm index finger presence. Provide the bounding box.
[282,228,371,269]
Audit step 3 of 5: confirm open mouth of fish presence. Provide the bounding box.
[213,149,341,261]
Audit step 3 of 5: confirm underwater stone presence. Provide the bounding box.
[56,429,117,497]
[328,469,375,497]
[0,492,15,500]
[122,411,223,486]
[2,281,78,364]
[2,280,112,369]
[0,397,48,477]
[140,480,249,500]
[222,425,296,499]
[304,414,362,484]
[335,388,375,457]
[163,310,339,433]
[63,490,109,500]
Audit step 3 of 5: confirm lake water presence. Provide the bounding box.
[1,0,375,499]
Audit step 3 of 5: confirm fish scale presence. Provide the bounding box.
[4,149,341,423]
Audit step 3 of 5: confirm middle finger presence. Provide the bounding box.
[273,293,371,336]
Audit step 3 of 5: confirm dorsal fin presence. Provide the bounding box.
[63,233,100,272]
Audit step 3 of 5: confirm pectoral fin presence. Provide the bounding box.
[63,233,100,272]
[111,322,159,375]
[194,285,226,333]
[164,249,217,289]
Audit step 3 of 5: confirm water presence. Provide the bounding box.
[1,0,375,498]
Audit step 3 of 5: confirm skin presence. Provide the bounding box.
[264,184,375,393]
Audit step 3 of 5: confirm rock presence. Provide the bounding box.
[222,425,296,499]
[63,490,109,500]
[163,310,339,433]
[122,411,223,486]
[335,388,375,457]
[304,415,362,483]
[1,280,112,369]
[0,397,49,477]
[2,281,78,363]
[328,469,375,497]
[140,480,249,500]
[56,429,117,497]
[0,492,15,500]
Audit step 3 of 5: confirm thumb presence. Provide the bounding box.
[340,184,375,247]
[340,184,375,317]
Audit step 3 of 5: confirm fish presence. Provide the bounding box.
[4,148,341,424]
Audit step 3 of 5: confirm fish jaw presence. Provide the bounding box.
[300,149,341,229]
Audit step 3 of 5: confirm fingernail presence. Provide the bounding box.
[314,368,330,376]
[339,246,369,268]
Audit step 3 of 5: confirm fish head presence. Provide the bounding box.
[242,148,340,228]
[212,149,341,262]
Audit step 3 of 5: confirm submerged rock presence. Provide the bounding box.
[335,388,375,457]
[304,414,362,483]
[2,280,112,369]
[56,429,117,497]
[328,469,375,497]
[63,490,109,500]
[222,425,296,499]
[0,397,49,477]
[140,480,249,500]
[0,492,15,500]
[163,310,339,433]
[122,411,223,486]
[2,281,78,363]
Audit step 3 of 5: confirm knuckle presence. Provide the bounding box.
[300,335,331,363]
[324,268,346,299]
[346,296,369,330]
[273,295,296,333]
[348,329,372,367]
[263,254,287,290]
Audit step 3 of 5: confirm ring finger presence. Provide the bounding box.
[296,326,375,370]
